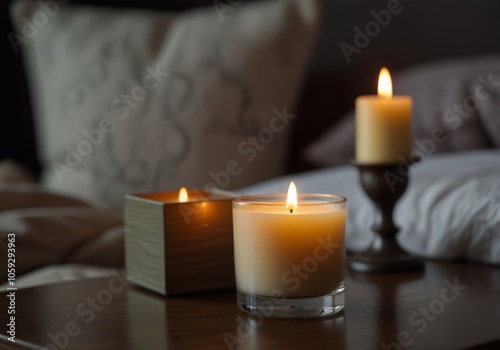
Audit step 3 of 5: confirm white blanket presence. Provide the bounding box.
[239,150,500,265]
[1,150,498,290]
[0,161,124,286]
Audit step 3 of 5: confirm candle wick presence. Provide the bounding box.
[290,209,293,214]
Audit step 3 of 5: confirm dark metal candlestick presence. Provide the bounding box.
[349,162,424,273]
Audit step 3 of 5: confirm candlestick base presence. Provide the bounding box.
[236,288,345,318]
[349,249,423,273]
[349,161,424,273]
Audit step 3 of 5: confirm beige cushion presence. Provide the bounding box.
[10,0,320,209]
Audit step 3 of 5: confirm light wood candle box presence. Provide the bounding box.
[124,190,235,296]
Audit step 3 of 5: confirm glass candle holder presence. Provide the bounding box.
[233,193,347,318]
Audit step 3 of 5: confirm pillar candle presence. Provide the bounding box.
[233,182,347,298]
[355,67,412,163]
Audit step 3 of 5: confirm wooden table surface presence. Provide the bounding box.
[1,260,499,350]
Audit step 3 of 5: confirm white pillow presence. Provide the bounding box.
[10,0,320,209]
[239,150,500,265]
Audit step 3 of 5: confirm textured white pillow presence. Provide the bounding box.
[10,0,320,209]
[239,150,500,266]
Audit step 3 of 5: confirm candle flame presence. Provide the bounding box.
[179,187,188,203]
[286,181,298,213]
[378,67,393,99]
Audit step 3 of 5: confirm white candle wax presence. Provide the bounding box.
[233,194,346,298]
[356,67,412,163]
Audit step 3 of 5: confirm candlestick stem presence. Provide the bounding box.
[349,162,423,273]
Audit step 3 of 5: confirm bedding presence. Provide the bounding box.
[240,150,500,265]
[304,54,500,167]
[1,264,114,291]
[10,0,320,210]
[0,184,123,282]
[1,150,499,290]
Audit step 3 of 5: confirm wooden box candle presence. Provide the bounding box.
[124,189,235,296]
